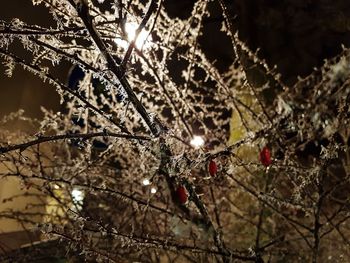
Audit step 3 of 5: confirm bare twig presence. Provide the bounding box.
[0,131,150,155]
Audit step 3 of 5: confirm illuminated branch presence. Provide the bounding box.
[0,131,150,154]
[68,0,162,136]
[121,0,159,68]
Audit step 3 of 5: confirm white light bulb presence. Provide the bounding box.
[151,187,157,194]
[190,135,205,148]
[142,178,151,186]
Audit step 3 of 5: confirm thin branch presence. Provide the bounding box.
[69,0,161,136]
[0,131,150,154]
[312,163,327,263]
[121,0,159,68]
[0,49,129,133]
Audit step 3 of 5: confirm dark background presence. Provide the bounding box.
[1,0,350,118]
[0,1,60,119]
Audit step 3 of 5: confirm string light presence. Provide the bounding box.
[190,135,205,148]
[142,178,151,186]
[151,187,157,194]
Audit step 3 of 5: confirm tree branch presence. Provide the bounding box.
[69,0,162,136]
[0,131,150,155]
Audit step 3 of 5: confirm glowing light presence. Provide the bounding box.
[142,178,151,186]
[190,136,205,148]
[151,187,157,194]
[114,22,152,50]
[53,184,60,189]
[72,188,84,203]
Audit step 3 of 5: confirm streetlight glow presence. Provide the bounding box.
[115,22,152,50]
